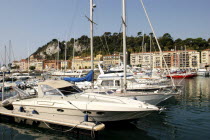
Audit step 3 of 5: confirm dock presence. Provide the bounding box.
[0,106,105,132]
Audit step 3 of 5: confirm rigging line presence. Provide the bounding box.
[151,36,157,52]
[93,24,109,55]
[103,34,111,55]
[113,23,123,53]
[65,0,79,40]
[139,0,175,87]
[118,23,123,53]
[0,49,4,62]
[99,35,109,54]
[10,42,16,63]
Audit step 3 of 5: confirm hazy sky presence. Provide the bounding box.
[0,0,209,61]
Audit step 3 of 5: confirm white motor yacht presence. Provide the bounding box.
[3,80,159,122]
[197,69,209,76]
[12,73,33,80]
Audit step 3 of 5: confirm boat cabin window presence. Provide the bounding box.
[115,80,120,86]
[101,80,114,86]
[58,86,82,96]
[40,85,62,96]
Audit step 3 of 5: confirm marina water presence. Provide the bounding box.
[0,77,210,139]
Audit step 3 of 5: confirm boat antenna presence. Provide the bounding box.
[139,0,175,87]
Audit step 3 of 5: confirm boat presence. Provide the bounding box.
[11,73,33,80]
[166,71,196,78]
[197,69,210,77]
[2,80,160,122]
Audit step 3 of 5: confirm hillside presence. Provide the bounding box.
[31,32,210,60]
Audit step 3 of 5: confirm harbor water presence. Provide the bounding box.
[0,77,210,139]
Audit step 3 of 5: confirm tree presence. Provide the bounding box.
[137,32,142,37]
[29,66,36,71]
[159,33,174,51]
[103,32,111,37]
[208,38,210,45]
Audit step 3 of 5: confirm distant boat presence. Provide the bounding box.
[166,71,196,78]
[197,69,209,77]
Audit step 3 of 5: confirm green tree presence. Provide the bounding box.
[137,32,142,37]
[29,66,36,71]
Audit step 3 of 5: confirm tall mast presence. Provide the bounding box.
[90,0,94,89]
[175,45,176,69]
[150,34,152,72]
[57,39,59,71]
[64,41,67,73]
[72,38,75,70]
[122,0,127,93]
[9,40,11,68]
[90,0,93,71]
[28,47,30,74]
[4,46,6,66]
[185,45,186,70]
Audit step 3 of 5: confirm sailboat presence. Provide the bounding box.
[85,0,181,105]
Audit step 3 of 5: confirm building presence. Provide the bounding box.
[130,50,200,70]
[19,59,28,71]
[201,49,210,68]
[103,53,123,67]
[61,60,72,69]
[43,60,60,70]
[130,52,153,68]
[73,54,103,69]
[11,61,21,69]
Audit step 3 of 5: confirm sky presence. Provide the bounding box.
[0,0,209,62]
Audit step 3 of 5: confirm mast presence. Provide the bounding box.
[185,45,186,70]
[4,46,6,66]
[57,39,59,71]
[72,38,75,70]
[175,45,176,69]
[142,31,144,54]
[28,47,30,75]
[90,0,94,89]
[122,0,127,93]
[64,41,67,73]
[150,34,152,73]
[9,40,11,68]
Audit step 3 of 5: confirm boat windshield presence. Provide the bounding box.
[40,85,62,96]
[58,86,82,96]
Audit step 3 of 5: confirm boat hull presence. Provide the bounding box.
[12,104,154,122]
[166,74,196,78]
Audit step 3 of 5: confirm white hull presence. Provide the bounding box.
[197,72,209,76]
[12,102,154,122]
[8,80,159,123]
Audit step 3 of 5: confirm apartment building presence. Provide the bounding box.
[73,54,103,69]
[130,52,153,68]
[130,50,200,70]
[201,49,210,68]
[103,53,122,67]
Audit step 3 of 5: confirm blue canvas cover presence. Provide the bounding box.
[63,70,94,82]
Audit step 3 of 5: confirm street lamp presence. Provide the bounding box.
[1,66,7,101]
